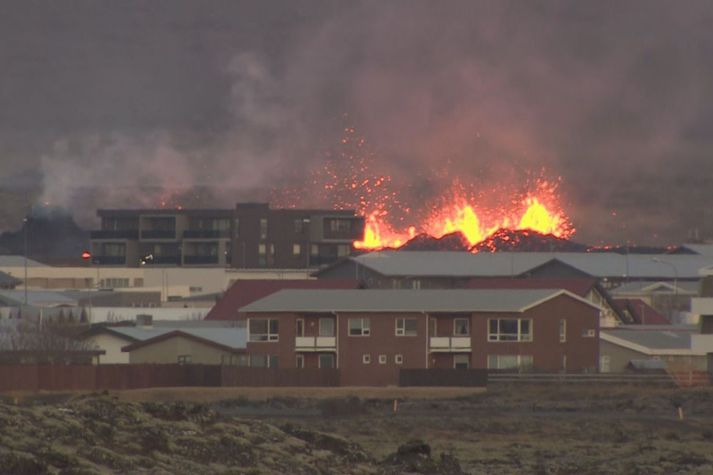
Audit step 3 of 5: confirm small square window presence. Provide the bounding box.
[378,355,387,364]
[362,354,371,364]
[394,354,403,365]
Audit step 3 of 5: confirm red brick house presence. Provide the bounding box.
[238,289,601,386]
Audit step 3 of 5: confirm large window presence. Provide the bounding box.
[319,354,335,368]
[454,318,470,336]
[488,318,532,342]
[487,354,534,370]
[319,318,335,337]
[349,318,370,336]
[559,319,567,343]
[454,354,470,369]
[249,319,279,342]
[395,318,418,336]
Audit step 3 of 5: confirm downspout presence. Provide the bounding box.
[423,311,429,368]
[332,311,339,369]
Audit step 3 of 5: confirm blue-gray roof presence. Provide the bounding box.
[601,328,692,351]
[345,251,713,279]
[240,288,596,313]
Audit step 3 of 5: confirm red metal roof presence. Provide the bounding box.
[466,278,597,297]
[205,279,361,320]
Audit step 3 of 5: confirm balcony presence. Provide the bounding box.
[183,229,231,239]
[295,336,337,351]
[183,255,219,265]
[90,230,139,239]
[429,336,472,352]
[91,255,126,265]
[140,229,176,240]
[140,255,180,265]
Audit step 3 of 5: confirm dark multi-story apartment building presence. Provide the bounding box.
[231,203,364,269]
[238,289,601,386]
[90,203,364,269]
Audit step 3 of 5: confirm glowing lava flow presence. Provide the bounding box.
[353,193,574,251]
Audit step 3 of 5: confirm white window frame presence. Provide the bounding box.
[454,318,470,336]
[348,318,371,336]
[362,354,371,364]
[487,354,534,370]
[559,319,567,343]
[394,354,404,365]
[487,318,533,342]
[248,318,279,342]
[378,354,387,364]
[395,318,418,336]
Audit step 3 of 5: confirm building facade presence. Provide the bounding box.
[90,204,364,269]
[238,289,601,386]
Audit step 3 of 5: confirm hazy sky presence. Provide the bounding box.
[2,1,713,244]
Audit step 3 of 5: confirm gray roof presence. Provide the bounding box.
[0,290,78,307]
[611,280,700,295]
[680,244,713,256]
[103,326,246,350]
[347,251,713,279]
[0,255,45,267]
[602,328,692,350]
[240,288,590,313]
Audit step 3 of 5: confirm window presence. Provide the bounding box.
[319,354,335,368]
[296,319,304,337]
[488,319,533,342]
[411,280,421,289]
[177,355,192,365]
[328,218,352,233]
[487,354,534,370]
[396,318,418,336]
[454,318,470,336]
[296,354,304,368]
[349,318,370,336]
[310,244,319,256]
[269,355,279,369]
[582,329,596,337]
[337,244,350,257]
[319,318,335,337]
[395,354,404,365]
[454,354,470,369]
[362,354,371,364]
[429,318,437,337]
[259,218,268,240]
[561,354,567,372]
[249,319,279,342]
[250,354,267,368]
[559,319,567,343]
[292,243,301,257]
[378,354,387,364]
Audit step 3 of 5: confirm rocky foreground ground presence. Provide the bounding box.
[1,384,713,474]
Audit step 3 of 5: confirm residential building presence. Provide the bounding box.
[122,328,247,364]
[89,203,365,269]
[231,203,364,269]
[238,289,601,386]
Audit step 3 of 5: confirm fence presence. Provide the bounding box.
[487,373,686,385]
[399,369,487,387]
[0,364,343,392]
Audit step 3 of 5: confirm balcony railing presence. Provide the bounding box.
[429,336,472,352]
[141,255,180,265]
[140,229,176,240]
[308,255,340,267]
[90,230,139,239]
[91,255,126,265]
[183,229,231,239]
[295,336,337,351]
[183,255,219,265]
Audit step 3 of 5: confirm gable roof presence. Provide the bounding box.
[467,278,597,296]
[205,279,360,320]
[612,299,670,325]
[320,251,713,280]
[121,328,247,353]
[601,328,696,355]
[0,255,46,267]
[612,280,700,296]
[239,288,600,314]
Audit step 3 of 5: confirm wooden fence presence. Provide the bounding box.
[399,369,487,387]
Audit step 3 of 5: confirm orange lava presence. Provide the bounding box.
[354,189,574,251]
